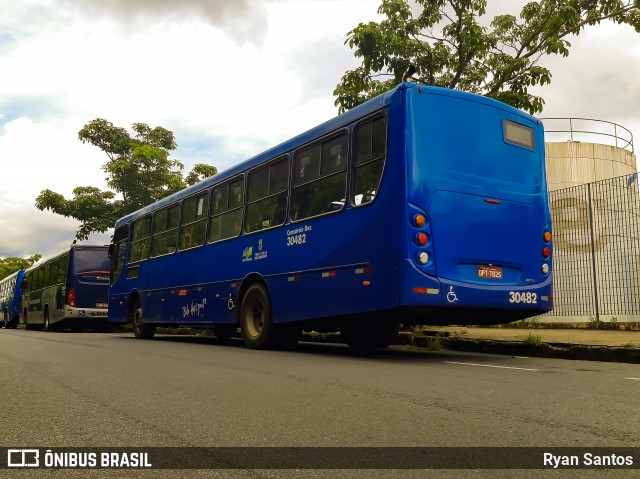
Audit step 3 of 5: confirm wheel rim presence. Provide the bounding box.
[244,300,264,339]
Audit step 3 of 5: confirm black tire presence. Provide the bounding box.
[340,317,399,351]
[24,311,32,331]
[10,317,18,329]
[240,284,275,349]
[131,299,156,339]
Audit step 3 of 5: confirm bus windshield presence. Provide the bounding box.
[74,248,110,281]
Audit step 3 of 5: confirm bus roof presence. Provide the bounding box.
[115,82,537,226]
[25,244,108,273]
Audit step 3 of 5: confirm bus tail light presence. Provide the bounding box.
[544,231,552,243]
[410,206,434,270]
[67,288,76,307]
[542,247,551,259]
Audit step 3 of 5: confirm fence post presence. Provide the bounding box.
[586,182,600,323]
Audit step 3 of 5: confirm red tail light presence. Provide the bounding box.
[67,288,76,307]
[542,247,551,259]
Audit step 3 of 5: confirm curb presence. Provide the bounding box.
[407,336,640,364]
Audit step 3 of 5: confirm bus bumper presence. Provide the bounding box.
[63,306,109,319]
[399,260,553,312]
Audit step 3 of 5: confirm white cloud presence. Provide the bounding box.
[0,0,381,258]
[0,117,107,202]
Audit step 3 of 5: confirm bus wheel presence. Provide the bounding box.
[131,299,156,340]
[2,312,6,329]
[24,313,32,331]
[340,318,399,351]
[240,284,274,349]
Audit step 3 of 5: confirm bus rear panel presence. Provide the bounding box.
[398,86,552,323]
[22,245,109,331]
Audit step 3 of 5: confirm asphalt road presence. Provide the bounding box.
[1,328,639,479]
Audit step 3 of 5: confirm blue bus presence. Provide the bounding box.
[21,245,110,331]
[107,83,553,349]
[0,269,26,329]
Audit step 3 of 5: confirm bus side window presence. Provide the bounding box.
[245,158,288,233]
[291,133,347,221]
[43,264,51,288]
[352,117,387,207]
[49,262,58,286]
[57,254,69,284]
[209,178,244,242]
[111,224,129,284]
[179,191,208,250]
[151,204,180,257]
[129,216,151,263]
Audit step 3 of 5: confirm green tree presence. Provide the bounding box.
[185,163,218,186]
[0,254,41,281]
[334,0,640,114]
[35,119,218,240]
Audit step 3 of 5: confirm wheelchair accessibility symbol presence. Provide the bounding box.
[446,286,458,303]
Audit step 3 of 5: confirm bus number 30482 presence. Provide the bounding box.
[287,234,307,246]
[508,292,538,304]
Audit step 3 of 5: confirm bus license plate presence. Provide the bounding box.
[477,265,503,279]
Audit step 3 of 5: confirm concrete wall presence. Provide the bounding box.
[545,142,636,192]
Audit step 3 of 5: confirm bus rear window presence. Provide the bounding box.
[504,120,534,149]
[74,249,110,279]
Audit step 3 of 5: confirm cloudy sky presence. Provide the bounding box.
[1,0,639,259]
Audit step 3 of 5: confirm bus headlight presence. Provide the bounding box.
[418,252,429,265]
[541,263,549,274]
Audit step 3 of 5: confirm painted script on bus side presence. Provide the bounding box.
[182,298,207,318]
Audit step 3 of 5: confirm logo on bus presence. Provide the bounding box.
[242,246,253,262]
[446,287,458,303]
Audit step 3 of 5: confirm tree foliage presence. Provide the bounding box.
[35,119,218,240]
[0,255,41,281]
[334,0,640,114]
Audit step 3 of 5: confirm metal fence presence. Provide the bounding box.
[542,117,634,154]
[548,174,640,318]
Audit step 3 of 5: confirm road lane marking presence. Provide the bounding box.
[445,361,540,371]
[626,377,640,381]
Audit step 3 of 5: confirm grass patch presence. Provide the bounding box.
[426,333,443,351]
[517,332,543,347]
